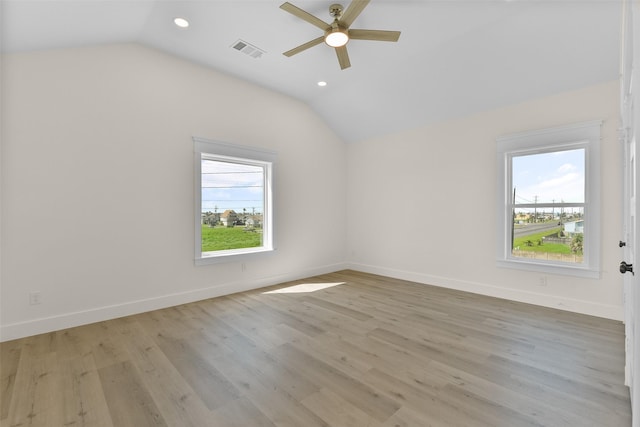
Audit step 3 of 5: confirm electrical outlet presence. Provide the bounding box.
[538,276,548,286]
[29,291,42,305]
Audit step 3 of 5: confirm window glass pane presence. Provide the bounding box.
[201,158,264,253]
[512,148,585,204]
[511,205,584,264]
[511,148,585,264]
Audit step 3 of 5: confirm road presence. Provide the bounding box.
[513,222,561,238]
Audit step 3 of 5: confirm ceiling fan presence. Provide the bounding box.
[280,0,401,70]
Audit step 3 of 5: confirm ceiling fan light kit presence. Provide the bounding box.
[280,0,401,70]
[325,27,349,47]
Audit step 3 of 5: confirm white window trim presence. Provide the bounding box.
[496,120,602,278]
[194,137,276,266]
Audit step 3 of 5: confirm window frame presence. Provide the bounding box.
[495,120,602,278]
[194,137,276,265]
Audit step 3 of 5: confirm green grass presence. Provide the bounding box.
[513,227,572,254]
[201,225,262,252]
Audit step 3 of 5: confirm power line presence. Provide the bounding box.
[202,185,263,189]
[202,172,261,175]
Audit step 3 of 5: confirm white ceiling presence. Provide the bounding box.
[1,0,622,143]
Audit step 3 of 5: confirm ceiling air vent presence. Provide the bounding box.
[231,40,265,59]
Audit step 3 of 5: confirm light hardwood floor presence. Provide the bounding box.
[0,270,632,426]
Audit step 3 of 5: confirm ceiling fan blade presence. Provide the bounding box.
[283,36,325,57]
[280,2,330,31]
[335,46,351,70]
[349,29,401,42]
[340,0,370,28]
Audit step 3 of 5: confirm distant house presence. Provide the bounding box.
[220,210,238,227]
[245,214,263,229]
[563,220,584,236]
[201,212,220,227]
[514,213,531,224]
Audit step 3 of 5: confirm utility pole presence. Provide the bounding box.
[534,195,538,223]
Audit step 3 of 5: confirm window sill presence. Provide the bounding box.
[195,247,275,266]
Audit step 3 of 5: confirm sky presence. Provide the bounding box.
[201,159,264,215]
[512,148,585,205]
[200,148,584,215]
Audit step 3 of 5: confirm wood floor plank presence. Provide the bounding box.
[0,270,632,426]
[208,396,276,427]
[241,297,328,338]
[0,340,21,421]
[19,332,58,357]
[98,361,168,427]
[214,295,297,351]
[301,387,382,427]
[426,359,582,427]
[301,295,374,322]
[6,350,62,427]
[487,354,632,422]
[289,332,374,377]
[360,365,494,427]
[91,336,131,370]
[151,333,242,411]
[118,322,215,427]
[382,405,448,427]
[213,339,321,403]
[273,343,401,422]
[59,352,114,427]
[211,353,329,427]
[438,382,544,427]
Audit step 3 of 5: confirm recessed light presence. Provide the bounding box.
[317,81,327,87]
[174,17,190,28]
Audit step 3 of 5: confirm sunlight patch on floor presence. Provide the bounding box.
[263,282,345,294]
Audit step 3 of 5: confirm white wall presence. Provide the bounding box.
[0,44,348,340]
[346,80,623,320]
[0,44,624,342]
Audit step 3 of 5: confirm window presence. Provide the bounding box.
[194,137,276,265]
[496,121,601,278]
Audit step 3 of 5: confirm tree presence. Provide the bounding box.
[570,234,583,255]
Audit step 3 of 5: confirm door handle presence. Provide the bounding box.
[620,240,627,247]
[620,261,634,275]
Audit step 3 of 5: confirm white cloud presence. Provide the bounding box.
[522,172,583,202]
[557,163,576,174]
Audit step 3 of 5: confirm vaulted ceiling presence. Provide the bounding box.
[1,0,622,143]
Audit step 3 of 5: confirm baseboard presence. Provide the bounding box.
[347,262,624,321]
[3,261,622,342]
[0,262,348,342]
